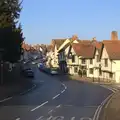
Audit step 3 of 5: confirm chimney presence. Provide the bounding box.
[72,34,78,41]
[92,37,96,41]
[111,31,118,40]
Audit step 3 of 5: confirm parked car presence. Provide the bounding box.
[38,63,45,70]
[32,62,36,64]
[21,68,34,78]
[50,68,58,75]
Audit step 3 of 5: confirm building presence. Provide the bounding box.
[100,40,120,83]
[22,42,31,61]
[67,42,96,75]
[58,35,80,73]
[48,39,66,67]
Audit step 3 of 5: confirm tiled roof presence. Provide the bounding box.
[22,42,31,51]
[94,42,102,49]
[51,39,66,49]
[46,45,53,52]
[80,40,92,43]
[58,40,97,53]
[72,43,96,58]
[40,44,46,50]
[102,40,120,60]
[40,44,47,54]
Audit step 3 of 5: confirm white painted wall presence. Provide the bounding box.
[100,47,120,83]
[87,50,101,78]
[101,47,112,71]
[112,60,120,83]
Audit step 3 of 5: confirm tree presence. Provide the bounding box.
[0,0,24,63]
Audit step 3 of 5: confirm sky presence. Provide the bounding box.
[20,0,120,44]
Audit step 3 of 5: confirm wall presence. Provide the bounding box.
[112,60,120,83]
[53,45,59,67]
[67,47,79,65]
[101,47,112,71]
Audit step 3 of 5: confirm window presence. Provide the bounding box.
[99,68,102,76]
[104,59,108,67]
[82,59,86,64]
[109,73,113,78]
[68,52,72,59]
[74,67,78,73]
[89,68,93,74]
[90,59,93,64]
[72,55,75,62]
[96,55,99,62]
[80,66,87,70]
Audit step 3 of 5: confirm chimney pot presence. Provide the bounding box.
[92,37,96,41]
[72,34,78,41]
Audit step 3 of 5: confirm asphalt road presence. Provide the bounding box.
[0,65,113,120]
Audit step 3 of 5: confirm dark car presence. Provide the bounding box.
[21,68,34,78]
[25,70,34,77]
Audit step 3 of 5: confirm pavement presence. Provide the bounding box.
[69,75,115,85]
[0,63,114,120]
[99,86,120,120]
[0,62,33,101]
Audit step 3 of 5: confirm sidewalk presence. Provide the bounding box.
[100,91,120,120]
[69,75,115,84]
[0,63,34,100]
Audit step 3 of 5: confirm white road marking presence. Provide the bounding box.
[93,85,116,120]
[61,90,65,93]
[100,85,116,93]
[20,84,36,95]
[52,94,60,100]
[80,117,92,120]
[101,93,114,106]
[0,96,12,103]
[16,118,20,120]
[48,109,53,114]
[47,116,53,120]
[31,101,48,111]
[71,117,75,120]
[36,116,44,120]
[52,116,64,120]
[94,93,114,120]
[62,83,66,89]
[105,93,114,108]
[92,105,100,120]
[56,104,61,108]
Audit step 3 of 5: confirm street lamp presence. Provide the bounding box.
[0,48,5,85]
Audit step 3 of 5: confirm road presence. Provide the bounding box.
[0,65,113,120]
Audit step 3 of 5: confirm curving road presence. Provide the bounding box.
[0,65,113,120]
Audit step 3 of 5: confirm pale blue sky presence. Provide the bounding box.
[20,0,120,44]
